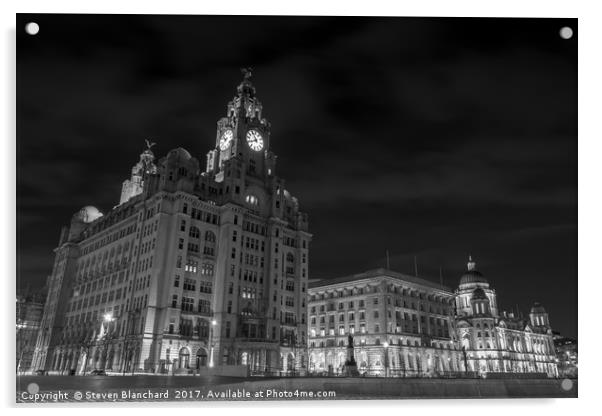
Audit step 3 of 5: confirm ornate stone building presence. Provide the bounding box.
[31,71,311,375]
[307,258,558,378]
[307,269,463,377]
[455,257,557,376]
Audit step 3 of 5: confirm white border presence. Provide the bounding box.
[2,1,600,415]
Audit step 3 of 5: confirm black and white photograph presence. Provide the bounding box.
[14,11,579,404]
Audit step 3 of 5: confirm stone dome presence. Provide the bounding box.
[168,147,192,161]
[460,270,488,286]
[74,206,103,223]
[459,256,488,287]
[530,302,546,314]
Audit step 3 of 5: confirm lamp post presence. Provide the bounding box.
[208,319,217,368]
[383,342,389,378]
[101,313,115,371]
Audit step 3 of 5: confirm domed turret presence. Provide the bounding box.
[530,302,546,314]
[73,206,103,223]
[459,256,488,287]
[529,302,550,329]
[119,141,158,205]
[167,147,192,161]
[67,205,103,242]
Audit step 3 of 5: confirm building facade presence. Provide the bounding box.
[455,257,557,376]
[31,72,311,375]
[553,334,577,378]
[17,293,45,373]
[307,269,463,377]
[307,258,558,378]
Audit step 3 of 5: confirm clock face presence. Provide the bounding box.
[219,129,233,150]
[246,129,264,151]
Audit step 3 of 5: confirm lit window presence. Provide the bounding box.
[245,194,259,206]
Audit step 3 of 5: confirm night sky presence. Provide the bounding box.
[16,15,577,338]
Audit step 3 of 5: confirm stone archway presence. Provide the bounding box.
[196,348,208,369]
[178,347,190,369]
[309,353,316,372]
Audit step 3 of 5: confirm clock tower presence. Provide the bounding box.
[206,68,276,183]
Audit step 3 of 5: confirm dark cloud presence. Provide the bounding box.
[16,15,577,338]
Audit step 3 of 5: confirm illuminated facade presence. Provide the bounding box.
[307,258,558,378]
[553,334,577,378]
[31,72,310,375]
[455,257,557,376]
[307,269,463,377]
[17,293,45,373]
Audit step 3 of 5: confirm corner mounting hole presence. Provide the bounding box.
[559,26,573,40]
[25,22,39,35]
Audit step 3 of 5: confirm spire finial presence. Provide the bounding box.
[467,255,476,271]
[241,67,253,80]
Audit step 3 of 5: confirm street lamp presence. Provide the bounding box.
[209,320,217,368]
[101,313,115,371]
[383,342,389,378]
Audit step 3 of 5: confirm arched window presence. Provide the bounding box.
[286,253,295,263]
[178,348,190,368]
[205,231,216,242]
[245,194,259,206]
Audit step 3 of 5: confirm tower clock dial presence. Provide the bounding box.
[246,129,264,151]
[219,129,234,150]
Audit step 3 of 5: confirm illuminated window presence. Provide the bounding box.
[185,260,198,273]
[245,194,259,206]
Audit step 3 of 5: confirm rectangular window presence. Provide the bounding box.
[181,297,194,312]
[201,263,214,276]
[185,260,198,273]
[183,278,196,291]
[198,299,211,314]
[199,281,213,294]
